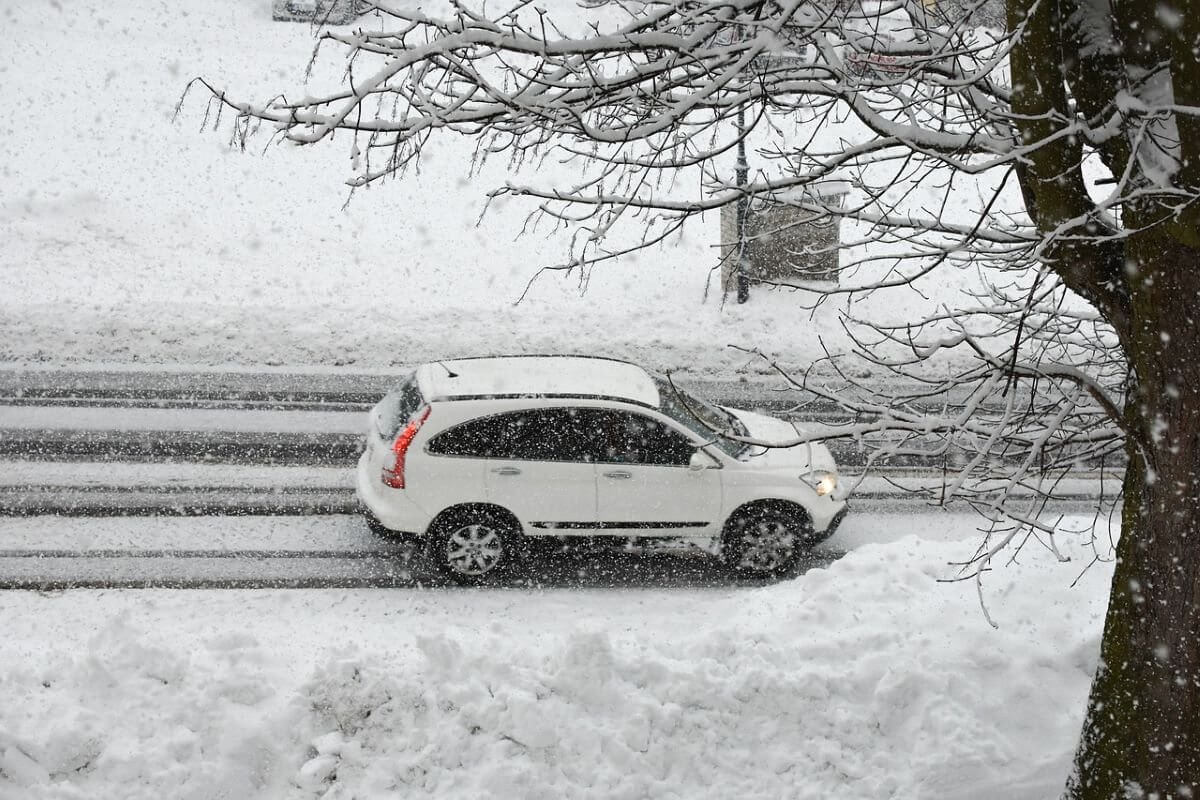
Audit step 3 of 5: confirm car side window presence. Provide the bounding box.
[426,413,517,458]
[506,408,594,462]
[586,409,696,466]
[427,408,595,462]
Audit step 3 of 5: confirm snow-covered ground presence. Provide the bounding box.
[0,0,1001,374]
[0,513,1110,799]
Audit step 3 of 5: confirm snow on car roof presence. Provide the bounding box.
[417,356,661,407]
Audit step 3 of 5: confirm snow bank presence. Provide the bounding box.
[0,533,1109,799]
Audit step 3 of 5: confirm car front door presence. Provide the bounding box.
[587,408,723,536]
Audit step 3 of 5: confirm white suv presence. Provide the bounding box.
[357,356,847,583]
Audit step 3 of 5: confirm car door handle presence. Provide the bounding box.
[602,470,632,480]
[491,466,522,476]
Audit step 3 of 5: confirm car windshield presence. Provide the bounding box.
[651,376,751,458]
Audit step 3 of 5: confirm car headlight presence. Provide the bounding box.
[804,471,838,497]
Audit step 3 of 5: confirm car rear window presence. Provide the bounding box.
[376,376,425,438]
[428,408,597,461]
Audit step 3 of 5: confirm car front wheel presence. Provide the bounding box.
[722,507,808,577]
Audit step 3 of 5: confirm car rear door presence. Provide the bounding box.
[478,407,599,534]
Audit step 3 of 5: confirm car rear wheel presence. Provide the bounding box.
[429,508,518,585]
[722,507,807,577]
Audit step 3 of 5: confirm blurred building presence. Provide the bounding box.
[720,184,847,293]
[272,0,365,24]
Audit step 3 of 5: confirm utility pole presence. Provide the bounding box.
[735,100,751,303]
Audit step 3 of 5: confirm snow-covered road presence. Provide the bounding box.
[0,369,1114,587]
[0,511,994,589]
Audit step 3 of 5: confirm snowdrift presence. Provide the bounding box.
[1,532,1107,799]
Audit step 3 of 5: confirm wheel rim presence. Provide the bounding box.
[445,523,505,576]
[737,518,797,572]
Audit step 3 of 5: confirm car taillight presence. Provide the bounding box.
[381,406,430,489]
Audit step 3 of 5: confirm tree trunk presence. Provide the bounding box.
[1066,233,1200,798]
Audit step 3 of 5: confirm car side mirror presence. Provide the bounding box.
[689,449,719,470]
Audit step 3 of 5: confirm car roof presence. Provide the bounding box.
[416,355,661,408]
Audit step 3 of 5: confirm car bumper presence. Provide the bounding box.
[355,451,431,536]
[806,502,849,546]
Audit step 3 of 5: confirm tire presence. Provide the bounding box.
[428,508,520,585]
[722,506,809,577]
